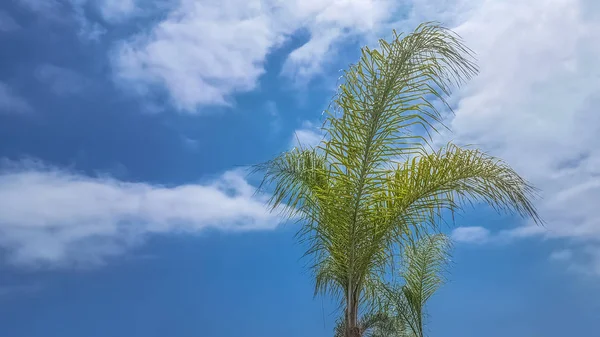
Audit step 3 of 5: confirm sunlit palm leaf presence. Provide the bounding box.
[383,143,542,235]
[396,234,451,337]
[334,312,408,337]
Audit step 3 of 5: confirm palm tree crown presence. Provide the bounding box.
[256,22,542,337]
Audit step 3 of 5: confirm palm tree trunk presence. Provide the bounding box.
[345,287,361,337]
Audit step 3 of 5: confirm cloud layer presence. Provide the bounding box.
[0,163,279,267]
[278,0,600,276]
[112,0,396,111]
[7,0,600,276]
[413,0,600,273]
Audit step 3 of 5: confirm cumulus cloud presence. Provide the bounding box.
[0,161,280,267]
[112,0,278,110]
[35,64,89,96]
[112,0,397,111]
[401,0,600,273]
[452,0,600,239]
[0,82,32,114]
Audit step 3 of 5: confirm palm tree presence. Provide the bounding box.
[256,22,542,337]
[333,234,451,337]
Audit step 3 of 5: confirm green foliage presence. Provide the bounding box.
[334,311,408,337]
[333,234,451,337]
[255,21,542,336]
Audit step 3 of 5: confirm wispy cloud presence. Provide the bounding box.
[0,82,32,114]
[549,249,574,262]
[451,226,491,244]
[15,0,106,41]
[35,64,89,96]
[549,247,600,278]
[181,136,200,150]
[0,160,280,267]
[73,6,107,42]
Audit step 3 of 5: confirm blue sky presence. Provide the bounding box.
[1,0,600,336]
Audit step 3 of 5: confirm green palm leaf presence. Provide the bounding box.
[395,234,451,337]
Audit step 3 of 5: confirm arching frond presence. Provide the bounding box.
[255,147,352,305]
[396,234,451,337]
[254,147,328,221]
[334,312,408,337]
[383,143,543,236]
[323,21,477,178]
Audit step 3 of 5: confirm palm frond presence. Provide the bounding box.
[323,21,477,177]
[334,311,408,337]
[396,234,451,337]
[384,143,543,236]
[254,147,328,220]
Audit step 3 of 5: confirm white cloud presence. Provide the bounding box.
[0,161,280,267]
[402,0,600,272]
[35,64,89,96]
[451,226,490,244]
[280,0,392,80]
[112,0,398,112]
[0,11,20,32]
[0,82,32,114]
[451,0,600,239]
[112,0,278,110]
[291,121,323,148]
